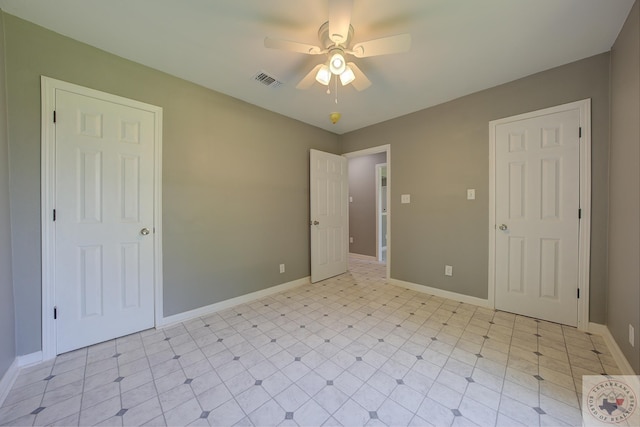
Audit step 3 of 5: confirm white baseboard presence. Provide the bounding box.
[388,278,492,309]
[588,322,636,375]
[349,253,378,262]
[17,351,43,368]
[0,358,19,407]
[158,276,310,329]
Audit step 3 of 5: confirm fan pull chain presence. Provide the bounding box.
[335,75,339,104]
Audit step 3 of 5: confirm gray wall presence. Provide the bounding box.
[0,11,16,379]
[340,53,611,323]
[608,0,640,373]
[3,13,339,355]
[348,153,387,257]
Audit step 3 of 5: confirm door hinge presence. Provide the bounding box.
[54,306,57,319]
[578,208,582,219]
[579,127,582,138]
[53,209,56,221]
[53,111,56,123]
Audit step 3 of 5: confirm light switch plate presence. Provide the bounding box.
[349,196,353,203]
[467,189,475,200]
[401,194,411,204]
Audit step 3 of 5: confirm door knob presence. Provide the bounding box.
[498,224,508,231]
[140,228,150,236]
[311,220,319,225]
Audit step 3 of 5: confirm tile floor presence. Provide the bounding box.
[0,256,621,427]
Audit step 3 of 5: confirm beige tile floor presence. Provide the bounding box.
[0,256,620,426]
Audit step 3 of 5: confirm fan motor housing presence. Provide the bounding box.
[318,21,354,49]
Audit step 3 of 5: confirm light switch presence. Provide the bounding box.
[467,189,475,200]
[401,194,411,204]
[349,196,353,203]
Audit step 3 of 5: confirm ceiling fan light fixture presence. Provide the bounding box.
[315,65,331,85]
[329,51,346,75]
[339,66,355,86]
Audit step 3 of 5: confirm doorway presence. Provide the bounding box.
[488,99,591,329]
[344,145,391,279]
[41,77,163,358]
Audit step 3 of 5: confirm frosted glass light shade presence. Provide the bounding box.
[340,66,355,85]
[315,65,331,85]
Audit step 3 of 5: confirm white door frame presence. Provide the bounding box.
[488,99,591,331]
[343,145,391,279]
[41,76,164,360]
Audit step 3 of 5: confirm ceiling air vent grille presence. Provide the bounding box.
[253,71,283,88]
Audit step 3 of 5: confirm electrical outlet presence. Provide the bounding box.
[630,324,635,347]
[401,194,411,204]
[445,265,453,276]
[279,264,285,274]
[349,237,354,243]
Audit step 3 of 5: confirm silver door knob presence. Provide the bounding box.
[312,221,319,225]
[498,224,508,231]
[140,228,150,236]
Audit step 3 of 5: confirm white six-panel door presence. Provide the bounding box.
[54,89,156,353]
[494,107,581,326]
[310,149,348,283]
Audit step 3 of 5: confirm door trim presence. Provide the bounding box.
[488,99,591,330]
[40,76,163,360]
[375,163,387,263]
[343,145,391,279]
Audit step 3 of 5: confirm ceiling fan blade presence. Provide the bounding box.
[328,0,353,44]
[347,62,371,91]
[264,37,323,55]
[351,33,411,58]
[296,64,324,89]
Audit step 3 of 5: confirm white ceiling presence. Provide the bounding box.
[0,0,634,134]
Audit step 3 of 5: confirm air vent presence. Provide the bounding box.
[253,71,283,88]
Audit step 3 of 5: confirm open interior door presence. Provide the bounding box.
[310,149,348,283]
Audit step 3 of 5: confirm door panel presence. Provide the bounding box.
[495,109,580,326]
[55,89,155,353]
[310,150,348,283]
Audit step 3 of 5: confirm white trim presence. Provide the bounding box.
[349,253,378,262]
[343,145,391,280]
[41,76,163,359]
[488,99,591,330]
[588,323,636,375]
[389,278,492,309]
[375,163,387,263]
[17,351,43,368]
[0,359,19,407]
[158,277,310,329]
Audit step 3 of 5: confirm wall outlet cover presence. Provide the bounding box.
[445,265,453,276]
[467,189,475,200]
[279,264,285,274]
[401,194,411,204]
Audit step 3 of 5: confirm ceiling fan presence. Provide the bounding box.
[264,0,411,91]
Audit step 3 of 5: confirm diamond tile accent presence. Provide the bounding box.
[431,337,438,341]
[324,339,330,343]
[114,376,124,382]
[217,338,224,342]
[369,411,379,419]
[31,407,46,415]
[294,357,301,361]
[452,409,462,417]
[113,353,121,358]
[475,353,484,358]
[300,325,305,328]
[204,324,210,327]
[285,412,294,420]
[466,377,475,383]
[44,375,55,381]
[416,355,423,360]
[483,335,490,339]
[356,357,363,362]
[592,349,603,355]
[533,407,546,414]
[115,409,128,416]
[534,351,543,356]
[173,355,181,360]
[271,339,277,343]
[396,379,404,385]
[233,356,240,361]
[327,380,334,386]
[184,378,193,384]
[164,337,171,341]
[200,411,210,419]
[378,339,384,342]
[534,375,544,381]
[255,380,263,386]
[534,333,542,337]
